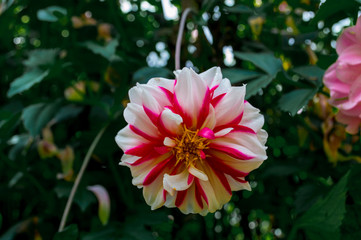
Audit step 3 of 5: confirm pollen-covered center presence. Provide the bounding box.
[173,126,209,167]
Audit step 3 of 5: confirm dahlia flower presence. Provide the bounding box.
[115,67,268,215]
[323,16,361,134]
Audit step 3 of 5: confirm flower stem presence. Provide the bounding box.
[175,8,193,70]
[58,125,107,232]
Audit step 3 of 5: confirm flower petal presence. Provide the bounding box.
[174,68,210,128]
[199,67,223,89]
[163,169,193,196]
[213,85,245,127]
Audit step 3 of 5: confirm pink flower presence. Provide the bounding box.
[115,67,267,215]
[323,16,361,134]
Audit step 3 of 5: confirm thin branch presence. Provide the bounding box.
[175,8,193,70]
[58,125,107,232]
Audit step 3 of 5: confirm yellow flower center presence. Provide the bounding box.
[173,126,209,167]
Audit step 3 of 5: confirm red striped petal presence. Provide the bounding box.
[208,165,232,195]
[159,86,174,103]
[175,190,187,207]
[195,178,209,206]
[210,144,254,160]
[129,151,159,166]
[207,155,249,178]
[197,87,211,129]
[143,156,172,186]
[143,106,159,126]
[125,144,154,157]
[211,93,226,108]
[129,124,160,142]
[231,125,256,134]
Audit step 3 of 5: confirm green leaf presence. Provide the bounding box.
[234,52,282,76]
[37,6,67,22]
[82,39,121,61]
[53,224,78,240]
[21,102,60,136]
[310,0,359,25]
[245,75,273,99]
[132,67,172,84]
[54,105,83,123]
[23,49,59,68]
[278,88,317,116]
[292,65,325,87]
[222,68,262,84]
[291,171,350,240]
[223,5,253,14]
[7,69,49,98]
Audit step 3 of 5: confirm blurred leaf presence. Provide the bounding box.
[234,52,282,76]
[0,0,15,15]
[223,4,253,14]
[292,65,325,87]
[81,223,123,240]
[54,224,78,240]
[54,105,83,123]
[54,182,96,212]
[311,0,359,25]
[7,69,49,98]
[292,171,350,240]
[37,6,67,22]
[278,88,317,116]
[245,75,273,99]
[82,39,120,61]
[294,184,327,215]
[0,218,33,240]
[222,68,262,84]
[87,185,110,226]
[132,67,172,84]
[8,134,31,160]
[262,164,300,178]
[21,102,60,136]
[23,49,59,68]
[0,112,21,145]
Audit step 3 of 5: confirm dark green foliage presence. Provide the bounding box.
[1,0,361,239]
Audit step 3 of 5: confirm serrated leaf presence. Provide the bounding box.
[234,52,282,76]
[82,39,120,61]
[21,102,60,136]
[54,224,78,240]
[37,6,67,22]
[23,49,59,68]
[7,69,49,97]
[245,75,273,99]
[278,88,317,116]
[132,67,172,84]
[292,171,350,240]
[222,68,262,84]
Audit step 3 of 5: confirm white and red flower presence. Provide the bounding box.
[324,16,361,134]
[115,67,268,215]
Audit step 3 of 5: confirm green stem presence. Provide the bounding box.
[58,125,107,232]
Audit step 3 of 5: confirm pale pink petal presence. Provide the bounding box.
[87,185,111,225]
[148,77,175,92]
[163,169,193,196]
[226,175,251,191]
[239,101,265,132]
[124,103,161,138]
[214,127,233,137]
[337,45,361,66]
[213,85,245,127]
[143,173,166,210]
[159,109,183,136]
[188,165,208,181]
[199,67,223,89]
[336,26,357,54]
